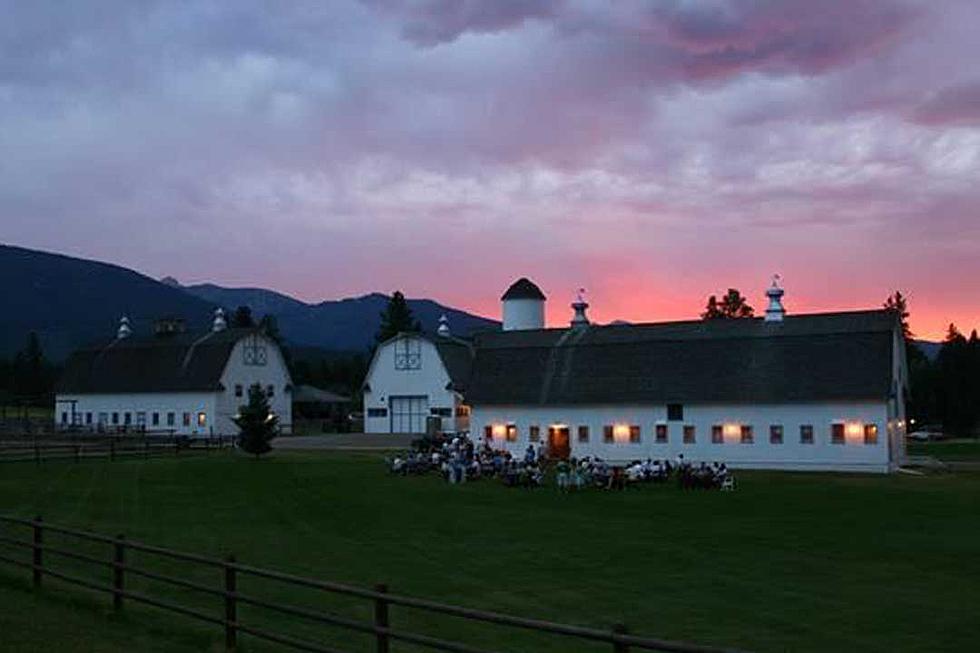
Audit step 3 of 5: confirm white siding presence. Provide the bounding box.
[55,392,218,436]
[216,335,293,435]
[363,335,462,434]
[471,401,896,473]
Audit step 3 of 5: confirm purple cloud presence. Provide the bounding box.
[913,81,980,126]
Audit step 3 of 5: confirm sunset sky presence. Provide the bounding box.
[2,1,978,339]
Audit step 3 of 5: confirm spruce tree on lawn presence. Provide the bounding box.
[376,291,421,343]
[234,384,279,458]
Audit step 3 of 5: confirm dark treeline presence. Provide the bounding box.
[0,332,61,409]
[908,325,980,436]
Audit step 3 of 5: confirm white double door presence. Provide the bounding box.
[389,395,429,434]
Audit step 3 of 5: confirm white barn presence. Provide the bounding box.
[362,318,474,434]
[466,278,909,474]
[55,311,293,437]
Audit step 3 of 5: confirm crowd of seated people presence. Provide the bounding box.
[387,437,734,492]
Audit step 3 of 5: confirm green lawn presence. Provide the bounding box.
[0,452,978,652]
[907,439,980,461]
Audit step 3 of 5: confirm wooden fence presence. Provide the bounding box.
[0,515,741,653]
[0,435,233,464]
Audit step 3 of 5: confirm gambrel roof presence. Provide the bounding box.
[56,328,270,394]
[466,310,900,406]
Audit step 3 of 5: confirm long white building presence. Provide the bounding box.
[465,278,908,473]
[55,311,292,437]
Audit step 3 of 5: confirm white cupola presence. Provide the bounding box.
[501,277,546,331]
[765,275,786,322]
[212,307,227,332]
[437,314,451,337]
[570,288,590,328]
[117,316,132,339]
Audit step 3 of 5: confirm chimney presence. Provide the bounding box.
[117,316,132,339]
[765,275,786,322]
[436,314,451,338]
[212,308,228,332]
[570,288,590,328]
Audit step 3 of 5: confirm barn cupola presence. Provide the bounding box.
[570,288,590,328]
[212,307,227,332]
[765,275,786,322]
[501,277,546,331]
[437,314,451,337]
[116,316,132,339]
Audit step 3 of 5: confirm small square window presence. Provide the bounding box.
[182,412,191,427]
[711,425,723,444]
[740,425,753,444]
[831,423,845,444]
[683,425,696,444]
[85,412,93,425]
[167,412,175,427]
[235,384,243,398]
[800,424,814,444]
[483,425,493,440]
[267,385,274,397]
[112,412,119,425]
[529,425,541,442]
[197,412,207,427]
[629,425,641,443]
[124,413,132,425]
[505,424,518,442]
[667,404,684,421]
[136,412,146,426]
[864,423,878,445]
[152,412,160,426]
[603,425,614,443]
[61,412,68,424]
[770,425,783,444]
[577,425,589,443]
[655,424,668,443]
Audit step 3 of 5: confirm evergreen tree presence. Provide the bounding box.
[702,289,754,319]
[884,291,913,339]
[231,305,255,328]
[233,384,279,458]
[376,291,420,343]
[13,332,47,401]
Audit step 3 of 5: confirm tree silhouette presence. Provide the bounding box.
[234,384,279,458]
[702,289,754,319]
[231,305,255,328]
[884,291,913,339]
[376,291,421,343]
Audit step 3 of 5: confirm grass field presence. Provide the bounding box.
[907,438,980,461]
[0,452,978,652]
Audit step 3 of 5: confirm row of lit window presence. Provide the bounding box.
[484,422,880,445]
[61,411,207,428]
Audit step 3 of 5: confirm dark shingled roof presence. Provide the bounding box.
[56,328,265,394]
[501,278,546,301]
[466,310,900,406]
[434,337,476,392]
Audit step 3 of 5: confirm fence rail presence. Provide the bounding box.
[0,515,742,653]
[0,436,233,464]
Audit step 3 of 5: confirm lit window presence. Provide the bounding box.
[831,423,845,444]
[577,426,589,443]
[864,424,878,445]
[770,425,783,444]
[603,425,614,443]
[683,425,696,444]
[505,424,518,442]
[455,406,470,417]
[800,425,814,444]
[197,412,207,427]
[667,404,684,421]
[529,425,541,442]
[655,424,668,443]
[711,425,723,444]
[491,424,507,440]
[740,425,754,444]
[629,425,641,443]
[483,425,493,440]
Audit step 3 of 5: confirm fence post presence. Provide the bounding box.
[374,583,390,653]
[612,623,630,653]
[224,555,237,650]
[113,534,126,610]
[32,516,43,587]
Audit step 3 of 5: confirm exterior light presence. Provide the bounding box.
[491,424,507,439]
[613,424,630,443]
[723,423,740,439]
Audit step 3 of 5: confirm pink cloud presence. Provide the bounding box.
[912,81,980,126]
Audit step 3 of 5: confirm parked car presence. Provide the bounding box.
[907,430,944,442]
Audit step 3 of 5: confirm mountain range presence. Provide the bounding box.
[0,244,498,360]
